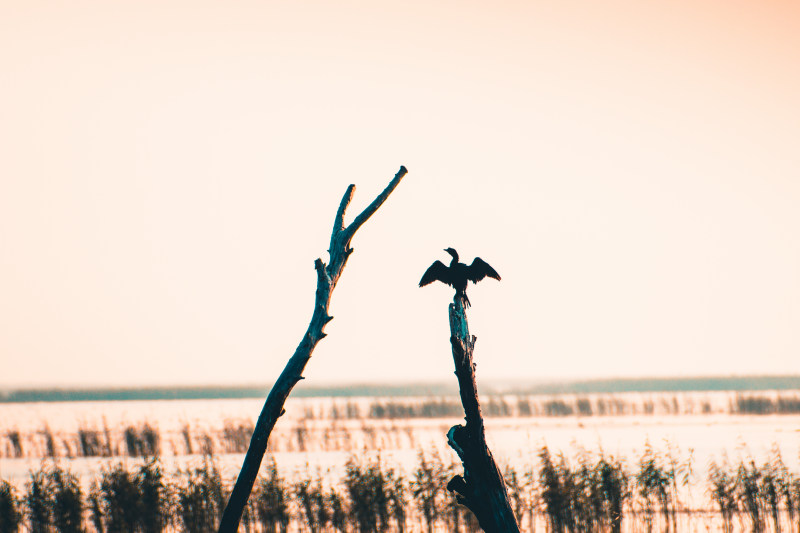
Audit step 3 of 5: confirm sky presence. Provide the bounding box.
[1,0,799,387]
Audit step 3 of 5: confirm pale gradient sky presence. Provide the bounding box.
[1,0,799,387]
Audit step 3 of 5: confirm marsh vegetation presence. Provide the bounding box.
[2,391,800,531]
[3,444,800,532]
[4,391,800,461]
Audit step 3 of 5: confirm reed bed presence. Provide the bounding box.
[733,394,800,415]
[359,391,800,420]
[2,444,800,532]
[4,390,800,461]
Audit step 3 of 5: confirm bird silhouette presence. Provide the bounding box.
[419,247,501,307]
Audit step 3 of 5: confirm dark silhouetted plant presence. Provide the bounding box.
[6,430,23,458]
[504,465,526,525]
[78,428,105,457]
[40,427,57,458]
[708,461,737,533]
[522,465,538,531]
[294,475,329,533]
[222,420,253,454]
[536,446,630,533]
[87,484,105,533]
[98,463,142,532]
[595,455,628,533]
[137,459,170,533]
[344,454,394,533]
[90,459,171,533]
[13,439,800,532]
[25,468,53,533]
[761,456,781,533]
[543,399,574,417]
[180,424,193,455]
[387,472,408,533]
[438,462,465,532]
[636,443,671,533]
[176,457,226,533]
[252,459,290,533]
[0,480,22,533]
[124,424,160,457]
[538,446,570,533]
[50,466,83,533]
[411,450,447,533]
[736,460,765,533]
[776,454,798,531]
[328,487,347,532]
[576,398,593,416]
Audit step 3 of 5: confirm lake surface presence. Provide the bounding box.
[2,391,799,490]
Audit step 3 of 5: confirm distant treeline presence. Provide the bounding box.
[2,375,800,403]
[0,383,457,403]
[512,375,800,395]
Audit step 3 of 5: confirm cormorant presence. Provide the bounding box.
[419,247,501,307]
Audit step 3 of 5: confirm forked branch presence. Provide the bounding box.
[218,166,408,532]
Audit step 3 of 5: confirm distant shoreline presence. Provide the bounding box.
[1,375,799,403]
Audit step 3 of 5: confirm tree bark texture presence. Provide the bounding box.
[445,297,521,533]
[218,166,408,532]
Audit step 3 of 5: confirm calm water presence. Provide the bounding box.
[1,392,799,487]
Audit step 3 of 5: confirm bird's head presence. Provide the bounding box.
[444,247,459,261]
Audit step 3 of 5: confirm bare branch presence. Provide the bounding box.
[218,166,407,532]
[329,184,355,253]
[343,165,408,243]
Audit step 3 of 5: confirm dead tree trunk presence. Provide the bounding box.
[218,166,408,532]
[445,296,521,533]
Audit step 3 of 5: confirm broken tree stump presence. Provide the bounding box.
[445,296,521,533]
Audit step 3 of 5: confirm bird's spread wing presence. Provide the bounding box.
[419,260,449,287]
[467,257,501,283]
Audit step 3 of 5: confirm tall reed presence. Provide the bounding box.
[0,480,22,533]
[25,469,52,533]
[123,424,160,457]
[77,428,107,457]
[50,467,83,533]
[709,461,738,533]
[91,459,169,533]
[5,430,23,458]
[537,445,630,533]
[636,442,673,532]
[737,460,766,532]
[343,454,399,532]
[538,445,570,532]
[175,457,226,533]
[411,450,449,533]
[5,443,800,532]
[252,458,290,533]
[595,455,628,533]
[294,475,328,533]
